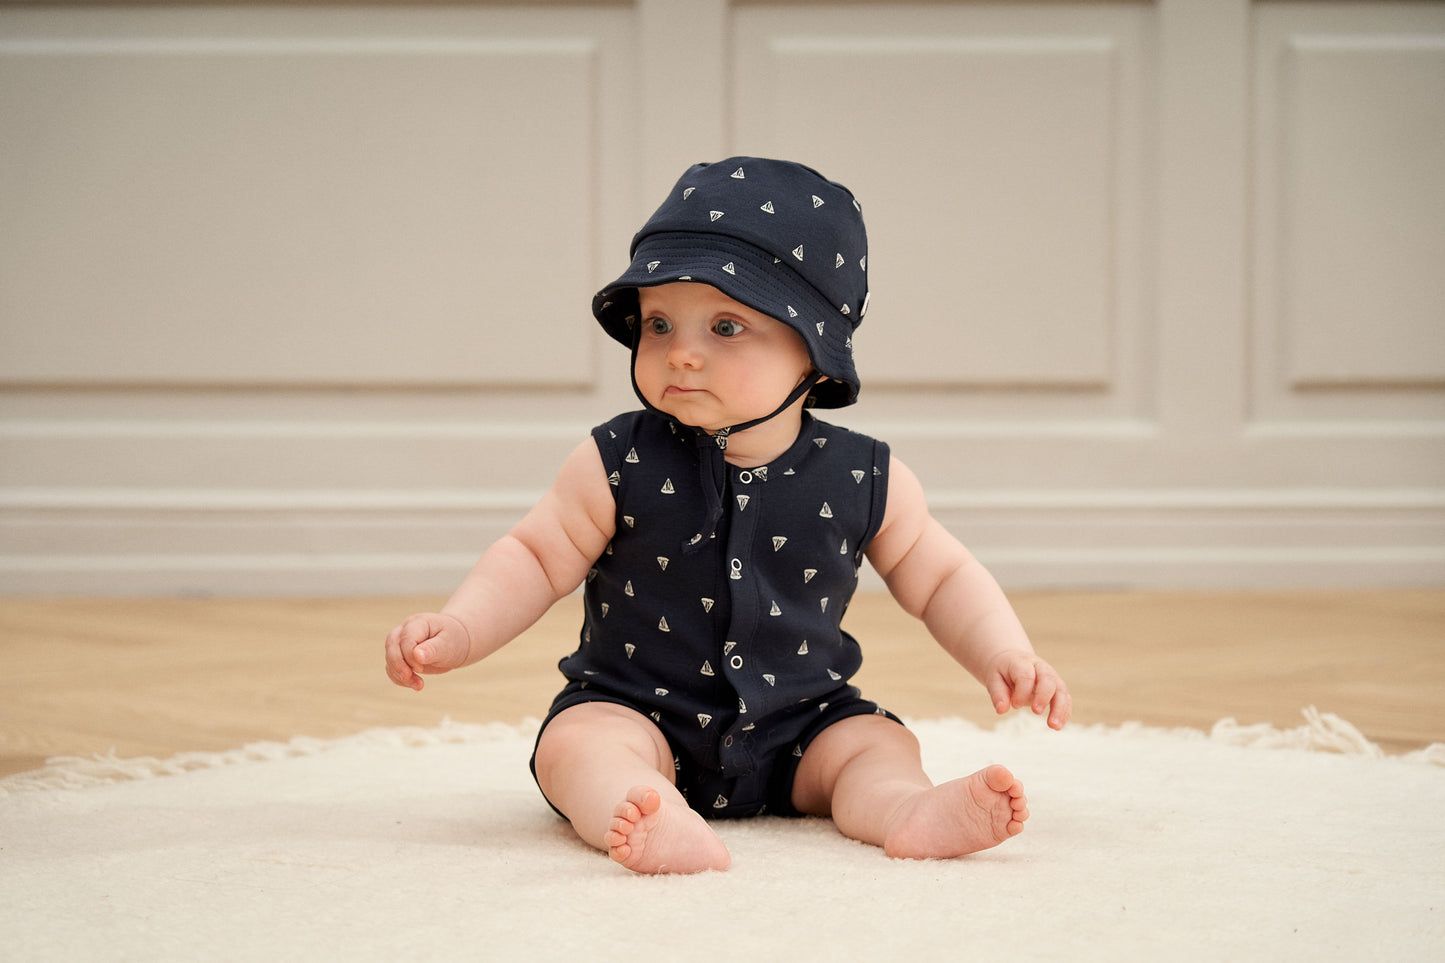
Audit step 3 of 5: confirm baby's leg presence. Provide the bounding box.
[532,702,730,874]
[790,715,1028,859]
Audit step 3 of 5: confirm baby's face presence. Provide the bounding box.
[633,282,814,433]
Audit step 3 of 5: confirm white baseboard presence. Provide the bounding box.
[3,488,1442,594]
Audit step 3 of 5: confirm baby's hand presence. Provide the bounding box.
[383,612,471,691]
[984,651,1072,730]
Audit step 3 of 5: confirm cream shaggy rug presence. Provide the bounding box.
[2,711,1442,962]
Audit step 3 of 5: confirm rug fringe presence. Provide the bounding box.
[1209,706,1384,756]
[1208,706,1445,765]
[4,709,1437,795]
[0,717,542,796]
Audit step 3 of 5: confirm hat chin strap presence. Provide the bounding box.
[689,370,826,451]
[629,335,826,553]
[627,330,825,442]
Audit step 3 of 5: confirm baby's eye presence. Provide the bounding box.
[714,318,744,338]
[646,317,672,335]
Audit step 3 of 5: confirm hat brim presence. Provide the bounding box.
[592,231,859,409]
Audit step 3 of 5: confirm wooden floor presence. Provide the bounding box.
[2,591,1442,778]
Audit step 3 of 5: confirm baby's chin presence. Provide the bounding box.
[649,394,724,430]
[647,390,793,436]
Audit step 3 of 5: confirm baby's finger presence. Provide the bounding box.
[383,648,421,690]
[985,675,1013,715]
[384,620,429,690]
[1030,672,1059,715]
[1031,671,1072,727]
[398,615,437,649]
[1047,686,1073,730]
[1009,661,1038,709]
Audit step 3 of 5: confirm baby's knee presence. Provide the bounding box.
[534,700,672,773]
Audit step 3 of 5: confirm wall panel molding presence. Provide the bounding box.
[1250,3,1445,428]
[2,0,1442,594]
[6,485,1440,595]
[0,28,607,387]
[732,3,1151,421]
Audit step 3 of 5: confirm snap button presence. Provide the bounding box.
[723,735,734,747]
[738,470,753,484]
[730,654,744,670]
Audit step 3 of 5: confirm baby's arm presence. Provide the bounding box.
[866,456,1071,729]
[384,437,616,691]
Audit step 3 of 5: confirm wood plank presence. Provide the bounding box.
[2,591,1441,778]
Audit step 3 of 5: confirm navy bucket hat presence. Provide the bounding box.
[593,157,869,409]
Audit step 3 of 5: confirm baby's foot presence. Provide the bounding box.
[603,786,731,875]
[882,764,1029,860]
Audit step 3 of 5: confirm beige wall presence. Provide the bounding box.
[1,0,1442,594]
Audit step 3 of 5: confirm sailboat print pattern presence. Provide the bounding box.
[550,409,890,815]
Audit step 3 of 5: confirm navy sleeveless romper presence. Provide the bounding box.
[531,409,902,819]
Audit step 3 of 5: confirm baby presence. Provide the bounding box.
[385,157,1071,874]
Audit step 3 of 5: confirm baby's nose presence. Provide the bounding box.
[667,330,706,367]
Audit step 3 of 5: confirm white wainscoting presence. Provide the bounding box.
[1,0,1442,594]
